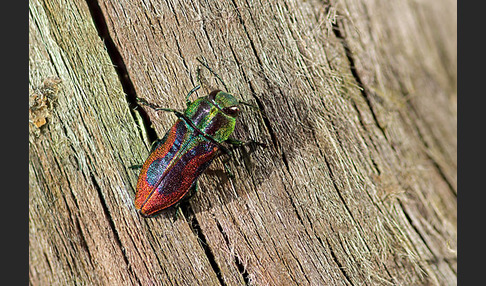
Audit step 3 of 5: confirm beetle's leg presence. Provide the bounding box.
[225,137,245,147]
[196,57,229,92]
[128,164,143,170]
[137,97,179,113]
[185,181,199,200]
[217,138,266,178]
[225,137,267,149]
[148,138,164,152]
[214,146,236,178]
[173,204,183,221]
[171,181,198,221]
[221,155,236,178]
[238,101,260,110]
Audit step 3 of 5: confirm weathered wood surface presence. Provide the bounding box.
[29,0,457,285]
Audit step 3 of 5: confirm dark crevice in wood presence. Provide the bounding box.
[64,147,81,209]
[89,174,123,254]
[331,18,392,149]
[322,154,394,280]
[74,217,94,267]
[282,125,344,281]
[166,0,180,26]
[370,157,381,175]
[287,191,304,226]
[199,18,217,61]
[328,17,418,281]
[307,118,393,282]
[349,100,382,175]
[182,205,226,286]
[227,207,283,286]
[230,0,263,69]
[325,238,354,286]
[172,31,190,75]
[228,206,289,285]
[269,187,310,284]
[61,180,77,217]
[424,150,456,195]
[216,221,250,285]
[281,151,291,174]
[226,5,298,188]
[405,102,456,196]
[424,256,457,265]
[234,256,250,285]
[322,155,356,228]
[285,240,312,285]
[227,40,312,280]
[398,201,436,261]
[89,174,141,285]
[247,85,279,151]
[310,123,390,280]
[282,3,321,94]
[43,252,53,273]
[400,200,455,278]
[227,42,278,149]
[141,225,172,281]
[84,0,158,145]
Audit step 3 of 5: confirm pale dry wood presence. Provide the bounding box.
[29,0,456,285]
[29,0,221,284]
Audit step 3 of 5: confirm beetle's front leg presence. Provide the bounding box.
[137,97,180,113]
[219,138,266,177]
[215,146,236,178]
[225,137,267,149]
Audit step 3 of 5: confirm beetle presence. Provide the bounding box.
[134,65,264,217]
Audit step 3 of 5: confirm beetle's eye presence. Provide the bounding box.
[223,106,239,116]
[208,90,220,102]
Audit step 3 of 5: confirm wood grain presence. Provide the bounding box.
[29,0,456,285]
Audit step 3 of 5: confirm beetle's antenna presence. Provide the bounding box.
[238,101,260,110]
[185,85,201,106]
[196,57,229,92]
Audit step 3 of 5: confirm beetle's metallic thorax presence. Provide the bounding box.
[184,96,237,143]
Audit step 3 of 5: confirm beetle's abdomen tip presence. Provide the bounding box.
[136,204,157,217]
[134,200,150,217]
[138,209,152,218]
[136,200,169,218]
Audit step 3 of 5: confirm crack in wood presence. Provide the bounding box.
[74,217,94,266]
[331,18,392,148]
[182,204,226,286]
[325,238,354,286]
[89,173,141,285]
[406,102,456,195]
[85,0,158,145]
[215,220,250,285]
[398,200,436,258]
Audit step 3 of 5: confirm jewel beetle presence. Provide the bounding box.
[135,73,264,217]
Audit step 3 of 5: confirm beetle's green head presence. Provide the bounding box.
[209,90,240,117]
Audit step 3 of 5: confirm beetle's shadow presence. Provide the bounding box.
[186,93,331,215]
[191,143,265,211]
